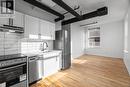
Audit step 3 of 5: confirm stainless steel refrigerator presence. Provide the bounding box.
[54,25,71,70]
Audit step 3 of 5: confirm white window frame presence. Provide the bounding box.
[87,27,100,48]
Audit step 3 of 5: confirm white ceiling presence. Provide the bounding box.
[62,0,106,13]
[38,0,129,26]
[77,0,129,27]
[39,0,107,14]
[36,0,56,7]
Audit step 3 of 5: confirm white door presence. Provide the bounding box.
[25,15,39,39]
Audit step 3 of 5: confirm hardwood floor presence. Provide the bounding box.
[30,55,130,87]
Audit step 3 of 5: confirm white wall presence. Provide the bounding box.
[124,3,130,75]
[85,20,124,58]
[128,7,130,74]
[71,23,85,59]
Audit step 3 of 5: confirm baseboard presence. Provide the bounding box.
[71,54,85,60]
[29,78,42,86]
[84,53,123,59]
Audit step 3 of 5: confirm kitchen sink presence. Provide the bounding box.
[42,50,53,53]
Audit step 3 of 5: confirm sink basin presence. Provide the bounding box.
[38,50,62,59]
[42,50,53,53]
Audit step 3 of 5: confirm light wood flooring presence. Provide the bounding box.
[30,55,130,87]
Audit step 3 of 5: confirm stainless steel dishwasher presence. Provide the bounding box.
[28,56,42,84]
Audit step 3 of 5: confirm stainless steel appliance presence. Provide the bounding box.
[0,18,24,33]
[53,25,71,70]
[0,24,24,33]
[0,54,27,87]
[28,56,42,84]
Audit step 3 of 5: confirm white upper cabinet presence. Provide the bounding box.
[0,18,9,25]
[0,11,24,27]
[13,11,24,27]
[40,19,55,40]
[24,15,39,39]
[40,20,50,39]
[24,14,55,40]
[48,22,55,40]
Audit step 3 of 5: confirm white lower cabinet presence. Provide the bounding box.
[56,55,60,70]
[43,56,60,77]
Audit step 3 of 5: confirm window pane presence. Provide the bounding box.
[88,27,100,48]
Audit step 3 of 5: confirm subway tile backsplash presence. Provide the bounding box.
[0,32,4,55]
[21,42,42,53]
[0,32,22,55]
[21,41,53,53]
[0,31,53,56]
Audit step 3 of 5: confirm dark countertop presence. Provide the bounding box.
[0,54,27,61]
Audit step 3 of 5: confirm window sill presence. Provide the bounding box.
[86,46,101,49]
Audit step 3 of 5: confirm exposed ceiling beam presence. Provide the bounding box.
[55,17,64,22]
[62,7,108,25]
[63,6,80,15]
[52,0,81,19]
[23,0,64,21]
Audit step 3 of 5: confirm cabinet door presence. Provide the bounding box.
[40,20,55,40]
[25,15,39,39]
[13,11,24,27]
[44,57,58,77]
[0,18,9,25]
[40,20,50,36]
[40,20,52,40]
[56,55,61,70]
[49,22,55,40]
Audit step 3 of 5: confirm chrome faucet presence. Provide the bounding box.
[40,42,48,51]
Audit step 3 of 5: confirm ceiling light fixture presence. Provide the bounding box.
[80,22,98,27]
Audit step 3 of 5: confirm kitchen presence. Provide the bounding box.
[0,5,63,87]
[0,0,130,87]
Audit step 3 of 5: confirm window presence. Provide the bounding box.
[88,27,100,48]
